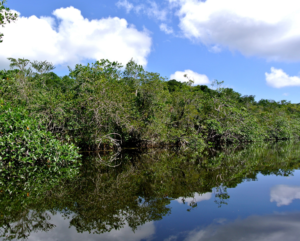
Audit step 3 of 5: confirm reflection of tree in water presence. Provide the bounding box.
[0,156,171,240]
[0,211,55,240]
[0,161,80,241]
[57,160,171,234]
[1,141,300,239]
[214,185,230,207]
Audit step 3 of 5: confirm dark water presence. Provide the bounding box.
[2,141,300,240]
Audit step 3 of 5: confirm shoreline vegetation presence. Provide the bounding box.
[1,58,300,166]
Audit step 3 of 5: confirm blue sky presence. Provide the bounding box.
[1,0,300,102]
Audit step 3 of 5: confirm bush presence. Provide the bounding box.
[0,103,81,180]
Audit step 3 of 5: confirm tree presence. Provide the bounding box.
[31,60,55,86]
[123,59,144,96]
[31,60,55,75]
[0,0,18,43]
[166,79,184,92]
[7,57,31,86]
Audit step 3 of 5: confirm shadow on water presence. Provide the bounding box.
[1,141,300,240]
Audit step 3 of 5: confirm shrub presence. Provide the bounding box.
[0,103,81,181]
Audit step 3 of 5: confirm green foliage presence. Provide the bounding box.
[0,0,18,43]
[1,57,300,150]
[167,79,184,92]
[0,104,81,189]
[1,54,299,239]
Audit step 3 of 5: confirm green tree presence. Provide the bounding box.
[123,59,145,96]
[31,60,55,86]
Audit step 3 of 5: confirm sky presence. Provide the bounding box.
[1,0,300,103]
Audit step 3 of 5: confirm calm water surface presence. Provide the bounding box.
[1,142,300,240]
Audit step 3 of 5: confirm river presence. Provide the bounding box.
[1,141,300,240]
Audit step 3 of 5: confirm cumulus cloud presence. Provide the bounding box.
[270,185,300,206]
[183,212,300,241]
[265,68,300,88]
[116,0,168,21]
[170,69,210,85]
[0,7,152,69]
[176,192,212,205]
[160,23,174,34]
[171,0,300,61]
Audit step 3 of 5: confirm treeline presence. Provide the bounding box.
[1,58,300,150]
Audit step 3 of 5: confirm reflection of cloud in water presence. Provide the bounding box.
[270,185,300,206]
[182,212,300,241]
[24,213,155,241]
[176,193,212,205]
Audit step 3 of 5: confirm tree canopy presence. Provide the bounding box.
[1,57,300,152]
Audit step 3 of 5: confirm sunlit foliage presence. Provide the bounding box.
[1,58,300,150]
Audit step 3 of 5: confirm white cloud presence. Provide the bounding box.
[171,0,300,61]
[160,23,174,34]
[183,212,300,241]
[0,7,152,69]
[116,0,168,21]
[170,69,210,85]
[176,192,212,205]
[146,1,168,21]
[270,185,300,206]
[265,67,300,88]
[210,45,222,53]
[164,235,178,241]
[116,0,134,13]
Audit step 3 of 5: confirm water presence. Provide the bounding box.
[1,141,300,240]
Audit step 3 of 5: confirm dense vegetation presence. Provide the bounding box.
[0,104,81,193]
[1,58,300,152]
[1,2,300,239]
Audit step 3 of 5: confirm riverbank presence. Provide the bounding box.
[1,58,300,156]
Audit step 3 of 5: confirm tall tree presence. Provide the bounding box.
[123,59,144,96]
[0,0,18,43]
